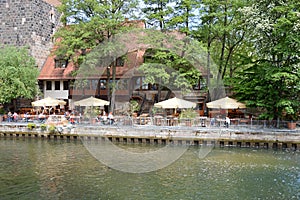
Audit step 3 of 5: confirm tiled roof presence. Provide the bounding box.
[39,49,145,80]
[38,54,76,80]
[38,21,209,81]
[43,0,61,7]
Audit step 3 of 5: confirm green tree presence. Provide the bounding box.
[141,0,205,101]
[56,0,138,60]
[142,0,174,30]
[168,0,201,35]
[0,46,39,104]
[138,30,205,101]
[55,0,139,112]
[234,0,300,120]
[193,0,250,99]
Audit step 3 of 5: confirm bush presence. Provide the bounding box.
[40,124,47,131]
[27,123,36,130]
[130,100,140,115]
[48,125,56,134]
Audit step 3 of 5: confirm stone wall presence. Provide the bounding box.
[0,0,61,68]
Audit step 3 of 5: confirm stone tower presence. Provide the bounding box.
[0,0,62,68]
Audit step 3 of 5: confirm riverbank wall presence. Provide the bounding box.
[0,123,299,150]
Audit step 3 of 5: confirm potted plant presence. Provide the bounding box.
[27,123,36,130]
[129,100,140,117]
[286,114,297,130]
[283,108,298,130]
[48,125,56,134]
[40,124,47,131]
[287,121,296,130]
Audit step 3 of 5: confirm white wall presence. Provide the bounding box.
[43,80,69,99]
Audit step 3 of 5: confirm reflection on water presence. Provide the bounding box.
[82,139,189,173]
[0,138,299,199]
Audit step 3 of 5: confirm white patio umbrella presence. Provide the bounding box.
[154,97,196,109]
[206,97,246,109]
[32,97,66,107]
[74,96,110,107]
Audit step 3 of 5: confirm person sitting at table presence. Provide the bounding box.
[38,113,45,123]
[99,111,108,124]
[70,114,76,124]
[108,112,114,125]
[225,116,230,128]
[7,111,12,122]
[24,112,30,122]
[13,112,18,122]
[210,117,216,126]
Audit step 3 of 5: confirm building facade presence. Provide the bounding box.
[0,1,208,115]
[0,0,61,68]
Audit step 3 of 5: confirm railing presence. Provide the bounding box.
[0,115,299,131]
[113,116,299,130]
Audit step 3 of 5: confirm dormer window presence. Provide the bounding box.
[55,58,68,68]
[116,57,125,67]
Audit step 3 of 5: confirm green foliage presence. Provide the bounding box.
[27,123,36,130]
[233,0,300,120]
[151,106,164,116]
[56,0,139,112]
[83,106,101,119]
[142,0,174,30]
[139,46,200,94]
[168,0,201,34]
[0,46,39,104]
[55,0,138,62]
[55,0,300,122]
[193,0,250,85]
[40,124,47,131]
[48,125,56,134]
[179,108,198,119]
[129,100,140,114]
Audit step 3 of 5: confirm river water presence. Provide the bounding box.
[0,138,300,200]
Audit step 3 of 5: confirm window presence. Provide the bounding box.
[46,81,52,90]
[135,77,148,90]
[100,79,106,89]
[134,77,141,90]
[193,79,206,90]
[55,81,60,90]
[116,57,125,66]
[91,80,98,90]
[63,81,69,90]
[197,103,203,110]
[54,58,68,68]
[84,80,91,90]
[117,79,128,90]
[141,77,148,90]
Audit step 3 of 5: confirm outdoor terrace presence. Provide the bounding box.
[0,115,299,132]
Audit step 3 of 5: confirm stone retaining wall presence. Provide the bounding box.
[0,124,299,151]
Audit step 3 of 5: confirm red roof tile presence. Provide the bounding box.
[39,48,145,80]
[38,54,76,80]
